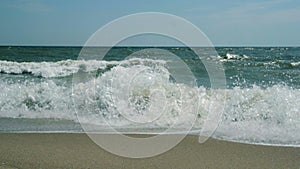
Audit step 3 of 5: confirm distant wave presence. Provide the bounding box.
[0,59,166,78]
[291,61,300,67]
[219,53,249,62]
[262,60,300,68]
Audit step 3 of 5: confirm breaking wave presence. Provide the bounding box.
[0,58,299,146]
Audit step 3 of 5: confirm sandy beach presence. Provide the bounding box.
[0,133,299,169]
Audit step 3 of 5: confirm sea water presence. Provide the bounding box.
[0,46,299,146]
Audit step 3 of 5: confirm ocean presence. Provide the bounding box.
[0,46,299,146]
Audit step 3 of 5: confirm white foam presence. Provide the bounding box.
[218,53,249,62]
[215,85,300,145]
[291,62,300,67]
[225,53,249,59]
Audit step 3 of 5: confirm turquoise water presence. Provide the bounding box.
[0,46,299,146]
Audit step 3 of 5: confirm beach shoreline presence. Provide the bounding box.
[0,133,299,169]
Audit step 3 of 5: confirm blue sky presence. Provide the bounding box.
[0,0,299,46]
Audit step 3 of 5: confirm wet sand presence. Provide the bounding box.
[0,133,299,169]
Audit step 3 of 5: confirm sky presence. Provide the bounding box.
[0,0,300,46]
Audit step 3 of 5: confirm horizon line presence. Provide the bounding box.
[1,44,300,48]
